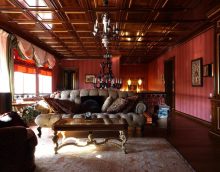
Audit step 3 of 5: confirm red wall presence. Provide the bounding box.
[60,57,120,89]
[52,59,61,92]
[120,64,148,91]
[147,28,214,122]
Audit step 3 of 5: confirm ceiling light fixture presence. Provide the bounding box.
[93,52,122,89]
[92,0,120,50]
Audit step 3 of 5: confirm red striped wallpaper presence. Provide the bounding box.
[60,57,120,89]
[147,28,214,122]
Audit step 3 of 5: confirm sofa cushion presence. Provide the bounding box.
[108,89,118,99]
[107,98,128,113]
[123,96,139,113]
[60,90,70,100]
[101,96,113,112]
[118,91,128,98]
[70,90,80,101]
[98,89,109,97]
[127,91,136,97]
[89,89,99,96]
[80,89,89,97]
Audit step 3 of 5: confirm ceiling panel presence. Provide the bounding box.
[0,0,219,64]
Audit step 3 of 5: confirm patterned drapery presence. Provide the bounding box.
[16,36,56,68]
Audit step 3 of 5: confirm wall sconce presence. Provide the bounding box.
[127,78,131,86]
[138,78,142,86]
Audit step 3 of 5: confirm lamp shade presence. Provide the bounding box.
[0,93,12,114]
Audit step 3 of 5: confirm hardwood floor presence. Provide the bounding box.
[166,111,220,172]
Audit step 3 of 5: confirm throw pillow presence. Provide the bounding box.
[55,99,80,114]
[35,100,51,114]
[107,98,128,113]
[80,96,105,113]
[0,111,27,128]
[123,96,139,113]
[101,96,113,112]
[43,97,64,113]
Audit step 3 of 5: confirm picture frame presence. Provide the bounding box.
[192,58,203,86]
[85,74,95,83]
[203,64,213,77]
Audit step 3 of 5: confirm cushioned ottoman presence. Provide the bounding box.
[34,113,61,137]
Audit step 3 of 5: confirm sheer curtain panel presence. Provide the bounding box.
[0,29,10,92]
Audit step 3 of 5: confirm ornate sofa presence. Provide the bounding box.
[35,89,146,137]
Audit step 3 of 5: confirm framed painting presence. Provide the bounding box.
[85,74,95,83]
[192,58,203,86]
[203,64,213,77]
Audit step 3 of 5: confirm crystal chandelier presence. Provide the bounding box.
[93,52,122,89]
[92,1,120,50]
[92,0,122,89]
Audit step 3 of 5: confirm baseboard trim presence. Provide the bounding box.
[209,130,220,138]
[174,110,211,127]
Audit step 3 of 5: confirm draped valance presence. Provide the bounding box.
[16,36,56,68]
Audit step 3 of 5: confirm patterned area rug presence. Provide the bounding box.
[34,129,194,172]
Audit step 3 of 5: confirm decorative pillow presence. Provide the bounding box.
[35,100,51,114]
[80,96,105,113]
[0,111,27,128]
[43,97,64,113]
[123,96,138,113]
[107,98,128,113]
[43,97,80,114]
[101,96,113,112]
[55,99,80,114]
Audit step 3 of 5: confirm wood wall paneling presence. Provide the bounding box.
[120,64,148,91]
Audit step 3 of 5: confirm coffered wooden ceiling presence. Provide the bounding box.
[0,0,220,64]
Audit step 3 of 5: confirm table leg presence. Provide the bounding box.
[119,130,128,154]
[52,130,58,154]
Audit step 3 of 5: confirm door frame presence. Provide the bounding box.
[164,57,175,109]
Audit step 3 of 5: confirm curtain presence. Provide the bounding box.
[17,36,34,59]
[7,34,17,97]
[0,29,10,93]
[15,35,56,68]
[14,64,36,74]
[46,53,56,68]
[39,69,52,76]
[33,45,48,67]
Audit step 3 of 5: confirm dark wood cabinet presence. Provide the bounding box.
[210,98,220,137]
[209,9,220,137]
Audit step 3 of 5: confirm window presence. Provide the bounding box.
[14,64,52,97]
[14,72,36,94]
[14,65,36,95]
[39,70,52,95]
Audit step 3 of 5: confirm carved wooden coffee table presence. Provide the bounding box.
[52,118,128,154]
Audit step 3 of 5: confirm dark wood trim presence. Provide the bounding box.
[164,57,175,109]
[174,110,211,127]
